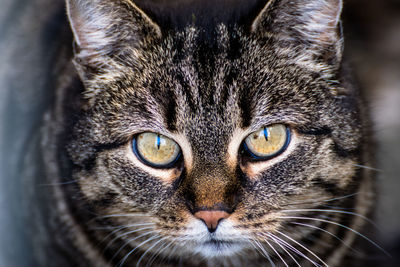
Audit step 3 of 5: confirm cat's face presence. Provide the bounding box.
[65,0,369,264]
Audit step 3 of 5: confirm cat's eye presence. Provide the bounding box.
[133,132,181,168]
[243,124,290,160]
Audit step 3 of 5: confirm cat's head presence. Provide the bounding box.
[65,0,367,264]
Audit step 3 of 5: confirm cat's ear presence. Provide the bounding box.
[251,0,343,67]
[66,0,161,75]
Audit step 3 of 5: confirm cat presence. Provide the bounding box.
[35,0,380,266]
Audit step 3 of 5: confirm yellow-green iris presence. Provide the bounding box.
[134,132,181,167]
[244,124,289,158]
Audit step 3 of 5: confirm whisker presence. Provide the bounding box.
[157,238,182,266]
[281,209,379,229]
[261,235,288,267]
[119,235,160,267]
[104,226,154,253]
[353,164,383,173]
[283,193,359,207]
[88,213,152,225]
[266,233,319,267]
[136,236,169,267]
[100,223,155,244]
[93,222,155,231]
[96,213,151,219]
[110,230,155,262]
[320,205,356,211]
[39,179,80,186]
[275,230,328,267]
[146,238,175,267]
[290,221,362,255]
[320,193,359,203]
[279,216,391,258]
[266,233,301,267]
[250,238,276,267]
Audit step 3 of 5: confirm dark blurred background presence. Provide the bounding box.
[343,0,400,253]
[0,0,399,266]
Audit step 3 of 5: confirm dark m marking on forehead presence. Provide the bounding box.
[147,77,179,132]
[165,26,251,131]
[238,92,254,128]
[164,93,178,131]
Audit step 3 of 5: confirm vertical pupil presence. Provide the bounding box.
[263,127,269,141]
[156,135,161,150]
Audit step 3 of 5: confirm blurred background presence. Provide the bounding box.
[343,0,400,254]
[0,0,399,266]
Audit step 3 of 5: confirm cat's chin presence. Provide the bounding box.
[194,239,244,258]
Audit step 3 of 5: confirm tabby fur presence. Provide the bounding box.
[38,0,376,266]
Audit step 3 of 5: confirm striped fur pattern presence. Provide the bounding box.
[44,0,376,265]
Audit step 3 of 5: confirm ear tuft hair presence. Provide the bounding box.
[66,0,161,77]
[251,0,343,68]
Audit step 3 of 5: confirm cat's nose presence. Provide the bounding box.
[194,210,230,233]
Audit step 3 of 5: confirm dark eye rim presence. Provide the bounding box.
[242,126,291,161]
[132,134,182,169]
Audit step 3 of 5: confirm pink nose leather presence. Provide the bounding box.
[194,210,230,232]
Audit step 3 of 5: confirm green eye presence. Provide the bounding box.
[133,132,181,168]
[244,124,290,159]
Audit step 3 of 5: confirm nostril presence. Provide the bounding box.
[194,210,230,233]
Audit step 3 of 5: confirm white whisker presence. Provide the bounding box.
[284,193,359,207]
[146,238,175,267]
[158,238,182,266]
[97,213,151,219]
[320,205,356,210]
[266,233,319,267]
[119,235,160,267]
[250,238,276,267]
[320,193,359,203]
[136,236,168,267]
[275,229,328,267]
[353,164,382,173]
[100,223,155,244]
[104,226,154,252]
[39,179,81,186]
[110,231,156,262]
[281,209,379,228]
[93,222,155,231]
[279,216,391,258]
[262,235,288,267]
[290,221,361,255]
[266,233,301,267]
